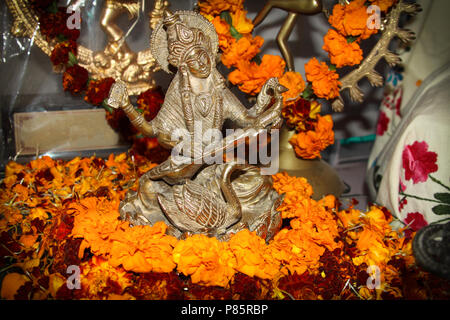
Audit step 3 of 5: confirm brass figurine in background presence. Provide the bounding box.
[77,0,170,95]
[108,10,286,241]
[252,0,323,72]
[252,0,420,111]
[5,0,169,95]
[93,0,141,83]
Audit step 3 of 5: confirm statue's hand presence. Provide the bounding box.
[254,80,288,129]
[107,79,130,109]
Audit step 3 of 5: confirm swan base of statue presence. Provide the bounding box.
[119,162,283,242]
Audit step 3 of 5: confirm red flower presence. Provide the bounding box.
[50,40,77,66]
[39,9,68,40]
[31,0,54,11]
[62,64,89,94]
[402,141,438,184]
[39,8,80,42]
[137,88,164,121]
[376,111,390,136]
[84,78,115,106]
[404,212,428,237]
[62,28,81,42]
[398,197,407,212]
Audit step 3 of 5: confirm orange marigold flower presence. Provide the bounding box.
[272,172,313,219]
[328,0,378,40]
[230,9,254,35]
[289,114,334,159]
[221,35,264,68]
[228,229,280,279]
[279,71,306,105]
[1,273,29,300]
[323,29,363,68]
[70,197,177,274]
[173,234,236,287]
[198,0,244,16]
[369,0,397,12]
[109,222,178,273]
[336,208,361,229]
[211,16,235,51]
[228,54,286,95]
[304,58,341,99]
[268,228,325,276]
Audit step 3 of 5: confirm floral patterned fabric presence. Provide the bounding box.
[366,0,450,231]
[367,64,450,229]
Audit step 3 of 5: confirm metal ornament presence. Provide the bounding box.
[108,10,288,241]
[5,0,170,95]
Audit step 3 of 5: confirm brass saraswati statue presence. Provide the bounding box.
[108,10,287,241]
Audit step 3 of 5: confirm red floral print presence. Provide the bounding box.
[402,141,438,184]
[404,212,428,238]
[376,111,390,136]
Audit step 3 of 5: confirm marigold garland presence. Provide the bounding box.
[2,0,447,301]
[289,114,335,159]
[198,0,399,160]
[2,153,449,300]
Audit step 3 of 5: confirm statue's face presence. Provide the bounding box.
[185,47,211,78]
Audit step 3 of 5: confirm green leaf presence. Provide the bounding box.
[251,54,262,65]
[102,100,113,113]
[56,34,68,43]
[301,83,314,101]
[229,25,242,40]
[328,64,336,71]
[432,205,450,215]
[67,51,78,67]
[347,36,358,43]
[220,11,232,26]
[434,192,450,204]
[47,1,58,14]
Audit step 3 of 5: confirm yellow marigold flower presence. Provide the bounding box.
[228,229,280,279]
[230,9,254,34]
[173,234,236,287]
[0,273,28,300]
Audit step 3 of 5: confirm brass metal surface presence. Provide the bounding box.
[108,10,286,240]
[5,0,170,95]
[253,0,323,71]
[278,126,345,200]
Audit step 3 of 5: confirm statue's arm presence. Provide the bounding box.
[120,100,156,137]
[223,78,276,127]
[223,91,257,128]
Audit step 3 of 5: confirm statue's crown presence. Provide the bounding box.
[163,10,211,67]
